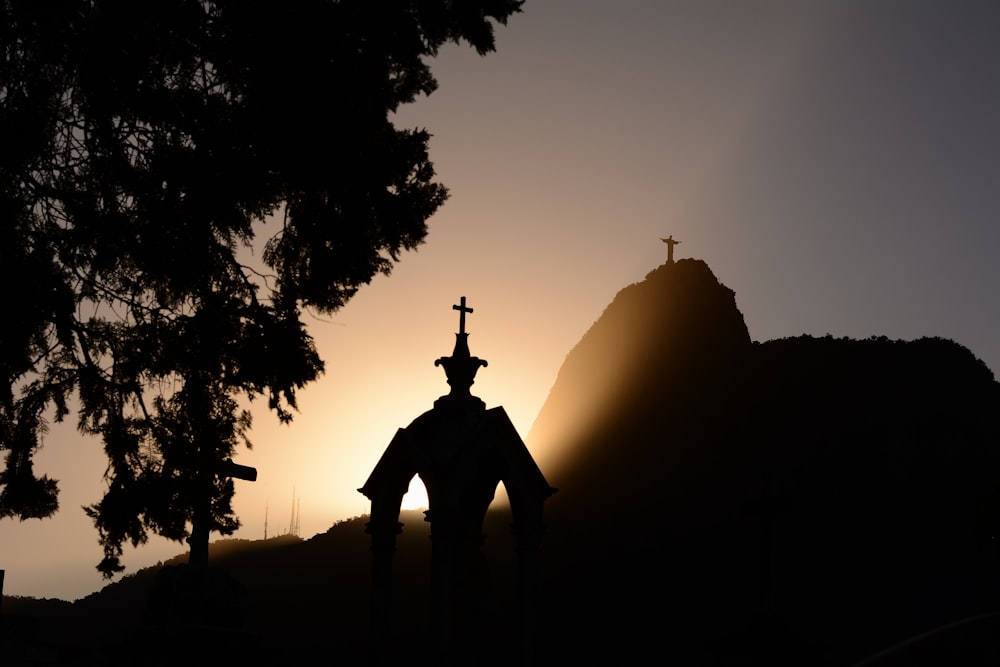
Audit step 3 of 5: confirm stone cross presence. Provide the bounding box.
[188,458,257,567]
[453,296,473,334]
[220,458,258,483]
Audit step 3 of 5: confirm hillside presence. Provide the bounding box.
[6,258,1000,665]
[3,511,526,664]
[530,259,1000,664]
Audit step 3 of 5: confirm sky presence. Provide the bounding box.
[3,0,1000,601]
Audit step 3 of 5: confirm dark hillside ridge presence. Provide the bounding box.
[530,259,1000,665]
[3,512,525,664]
[8,259,1000,665]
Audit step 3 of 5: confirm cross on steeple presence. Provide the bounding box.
[453,296,473,334]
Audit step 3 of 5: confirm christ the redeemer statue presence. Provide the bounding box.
[661,235,681,263]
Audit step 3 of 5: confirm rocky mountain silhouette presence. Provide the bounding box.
[6,258,1000,665]
[531,258,1000,665]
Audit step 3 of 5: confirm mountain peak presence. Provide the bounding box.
[527,257,1000,664]
[527,258,751,475]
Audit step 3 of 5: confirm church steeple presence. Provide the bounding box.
[360,294,555,665]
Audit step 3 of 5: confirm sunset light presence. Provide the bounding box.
[3,13,999,663]
[400,477,429,511]
[4,2,1000,665]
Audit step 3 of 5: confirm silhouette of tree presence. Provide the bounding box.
[0,0,522,575]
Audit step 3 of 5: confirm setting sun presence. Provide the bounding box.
[400,477,429,510]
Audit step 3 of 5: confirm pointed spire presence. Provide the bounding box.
[435,296,488,406]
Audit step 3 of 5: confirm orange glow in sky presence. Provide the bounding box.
[4,0,1000,601]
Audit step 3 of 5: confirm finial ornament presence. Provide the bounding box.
[436,296,487,403]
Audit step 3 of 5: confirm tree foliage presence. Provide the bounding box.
[0,0,522,575]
